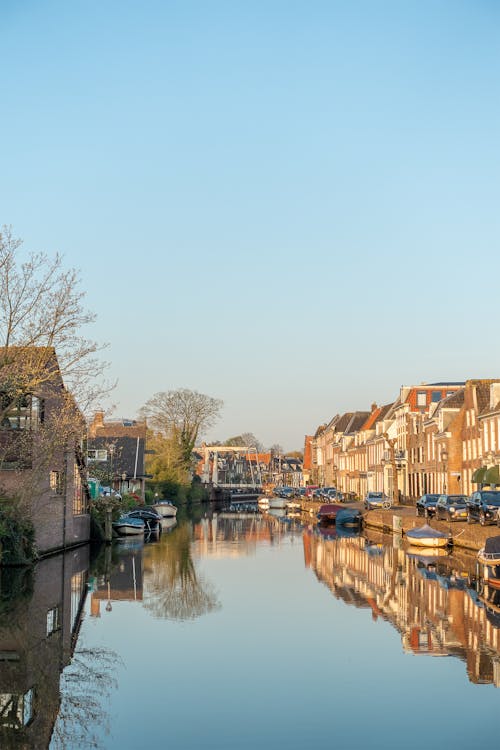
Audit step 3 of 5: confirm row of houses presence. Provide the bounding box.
[303,379,500,503]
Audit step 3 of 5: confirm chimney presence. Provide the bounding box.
[93,410,105,431]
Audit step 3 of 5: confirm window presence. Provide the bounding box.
[431,392,442,403]
[0,394,45,430]
[417,392,427,407]
[87,449,108,462]
[46,606,60,635]
[73,464,87,515]
[49,470,64,495]
[0,688,34,728]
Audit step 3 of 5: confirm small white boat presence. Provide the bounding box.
[405,523,450,548]
[269,497,287,510]
[258,496,270,508]
[152,501,178,518]
[112,516,145,536]
[286,500,301,510]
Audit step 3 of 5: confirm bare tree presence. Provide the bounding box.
[143,523,220,620]
[0,227,110,528]
[0,226,110,415]
[142,388,223,469]
[225,432,263,450]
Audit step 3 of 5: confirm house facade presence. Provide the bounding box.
[306,379,500,503]
[87,411,147,500]
[0,347,90,555]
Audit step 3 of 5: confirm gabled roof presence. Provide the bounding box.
[438,388,465,410]
[477,383,491,415]
[361,403,393,431]
[345,411,371,434]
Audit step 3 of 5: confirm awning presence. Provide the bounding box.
[472,467,487,484]
[484,465,500,486]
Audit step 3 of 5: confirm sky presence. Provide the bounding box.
[1,1,499,451]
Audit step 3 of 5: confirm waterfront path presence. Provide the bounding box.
[300,500,496,552]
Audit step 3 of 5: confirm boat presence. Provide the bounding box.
[112,516,145,536]
[258,496,270,508]
[477,536,500,587]
[269,497,287,510]
[335,508,362,528]
[160,517,177,533]
[404,523,450,548]
[316,503,344,523]
[151,500,178,518]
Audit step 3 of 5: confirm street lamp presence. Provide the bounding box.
[441,449,448,494]
[381,458,386,494]
[333,464,338,492]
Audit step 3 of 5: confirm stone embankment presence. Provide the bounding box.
[300,500,496,552]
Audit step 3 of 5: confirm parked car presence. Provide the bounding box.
[415,494,440,518]
[364,491,391,510]
[273,486,295,498]
[319,487,339,500]
[304,486,319,498]
[467,490,500,526]
[434,494,468,522]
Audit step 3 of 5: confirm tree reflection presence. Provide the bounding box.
[144,523,220,620]
[51,647,120,750]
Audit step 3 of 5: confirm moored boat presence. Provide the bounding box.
[477,536,500,587]
[113,516,145,536]
[151,500,178,518]
[405,523,450,548]
[316,503,344,523]
[269,497,287,510]
[335,508,363,528]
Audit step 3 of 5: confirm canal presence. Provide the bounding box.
[1,503,500,749]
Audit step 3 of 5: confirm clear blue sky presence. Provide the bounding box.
[1,1,499,450]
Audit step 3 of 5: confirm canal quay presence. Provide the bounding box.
[2,501,500,750]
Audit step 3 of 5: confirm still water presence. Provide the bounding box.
[2,503,500,749]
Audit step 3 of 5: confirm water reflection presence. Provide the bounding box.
[305,526,500,686]
[143,522,220,621]
[0,549,90,749]
[192,506,304,559]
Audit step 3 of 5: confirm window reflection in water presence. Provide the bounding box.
[304,526,500,686]
[0,547,118,750]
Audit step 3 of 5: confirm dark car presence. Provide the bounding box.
[415,494,440,518]
[274,486,295,498]
[434,494,468,522]
[467,490,500,526]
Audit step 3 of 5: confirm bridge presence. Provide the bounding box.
[201,445,263,500]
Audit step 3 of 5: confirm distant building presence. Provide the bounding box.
[87,411,147,499]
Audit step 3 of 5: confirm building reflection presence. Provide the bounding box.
[193,510,304,558]
[304,527,500,687]
[89,540,143,616]
[0,547,89,750]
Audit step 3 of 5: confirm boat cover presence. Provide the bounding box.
[335,509,362,526]
[318,504,344,516]
[406,523,449,540]
[484,536,500,556]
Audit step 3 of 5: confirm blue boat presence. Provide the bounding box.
[335,508,363,528]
